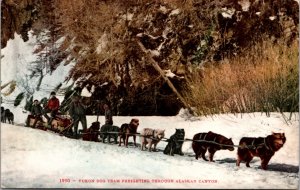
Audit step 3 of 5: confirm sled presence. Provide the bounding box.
[49,115,73,134]
[26,115,47,131]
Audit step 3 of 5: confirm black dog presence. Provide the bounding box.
[1,107,5,122]
[100,124,120,144]
[163,129,185,156]
[4,109,14,124]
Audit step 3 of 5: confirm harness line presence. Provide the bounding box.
[20,121,269,150]
[78,131,250,149]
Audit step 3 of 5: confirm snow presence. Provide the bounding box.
[81,87,92,97]
[55,36,66,47]
[169,9,180,16]
[164,69,184,79]
[200,40,206,46]
[1,32,74,115]
[136,33,143,37]
[138,33,166,57]
[159,6,168,14]
[81,85,95,97]
[238,0,250,12]
[121,13,134,21]
[150,49,160,57]
[1,32,37,84]
[96,33,108,54]
[164,69,176,78]
[269,16,277,21]
[162,27,171,38]
[100,82,109,87]
[146,34,161,40]
[221,8,235,18]
[1,112,299,188]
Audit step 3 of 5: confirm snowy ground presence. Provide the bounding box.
[1,112,299,189]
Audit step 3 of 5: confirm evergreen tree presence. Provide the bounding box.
[14,92,25,107]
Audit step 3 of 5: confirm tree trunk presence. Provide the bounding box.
[136,40,194,115]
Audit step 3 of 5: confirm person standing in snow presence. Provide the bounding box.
[44,91,60,125]
[69,94,87,136]
[103,103,113,125]
[26,99,43,128]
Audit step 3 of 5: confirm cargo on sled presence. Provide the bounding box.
[26,114,73,135]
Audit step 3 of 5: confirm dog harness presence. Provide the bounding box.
[199,133,219,146]
[247,137,273,151]
[199,133,208,141]
[264,137,274,151]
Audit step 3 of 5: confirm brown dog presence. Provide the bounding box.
[119,118,139,147]
[82,121,100,142]
[192,131,234,162]
[236,132,286,170]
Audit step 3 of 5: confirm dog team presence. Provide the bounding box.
[84,116,286,171]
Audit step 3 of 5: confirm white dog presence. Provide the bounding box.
[140,128,165,152]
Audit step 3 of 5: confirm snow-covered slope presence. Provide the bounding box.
[1,32,73,115]
[1,112,299,188]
